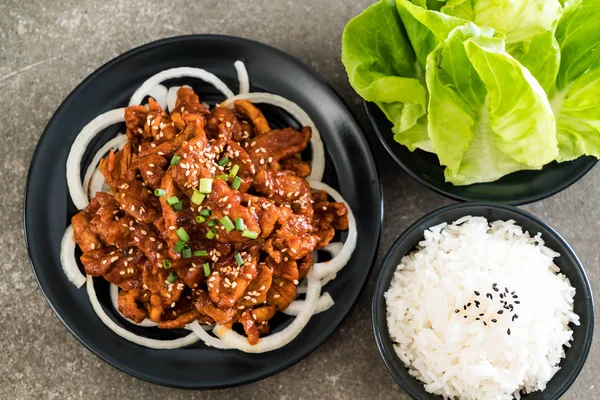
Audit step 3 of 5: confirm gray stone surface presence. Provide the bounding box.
[0,0,597,398]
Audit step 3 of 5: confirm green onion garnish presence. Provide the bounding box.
[200,208,211,217]
[195,215,206,223]
[167,272,178,283]
[231,176,242,190]
[166,196,180,205]
[173,240,185,253]
[220,216,235,232]
[191,189,205,205]
[206,229,216,239]
[154,188,166,197]
[203,262,211,277]
[215,174,228,181]
[229,164,240,178]
[182,246,192,258]
[199,178,213,193]
[235,217,245,231]
[218,157,229,166]
[242,229,258,239]
[172,201,183,211]
[176,227,189,242]
[207,218,218,227]
[162,259,172,269]
[193,250,208,257]
[235,252,244,266]
[170,155,180,165]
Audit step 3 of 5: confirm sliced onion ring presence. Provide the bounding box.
[282,292,334,316]
[86,275,198,349]
[66,108,125,210]
[129,67,234,106]
[220,93,325,182]
[146,84,168,109]
[82,134,127,197]
[212,268,321,353]
[189,321,232,349]
[308,180,357,280]
[60,225,86,288]
[234,60,249,94]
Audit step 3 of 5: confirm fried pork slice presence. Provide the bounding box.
[206,106,243,141]
[99,143,135,188]
[116,180,161,224]
[118,287,147,323]
[266,256,299,283]
[207,247,260,309]
[311,190,348,249]
[88,193,134,248]
[233,100,270,135]
[238,262,272,308]
[239,305,277,345]
[266,276,296,310]
[247,127,311,167]
[195,291,238,325]
[279,157,311,178]
[137,154,168,189]
[254,168,312,212]
[72,210,102,252]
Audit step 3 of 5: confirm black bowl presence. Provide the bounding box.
[372,203,594,399]
[364,101,597,205]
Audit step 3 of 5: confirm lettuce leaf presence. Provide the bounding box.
[551,0,600,160]
[341,0,430,150]
[440,0,562,43]
[426,24,558,184]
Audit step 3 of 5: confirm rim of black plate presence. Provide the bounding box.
[23,34,384,388]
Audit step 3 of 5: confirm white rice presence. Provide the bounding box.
[385,216,579,400]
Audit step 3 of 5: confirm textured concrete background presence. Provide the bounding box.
[0,0,597,399]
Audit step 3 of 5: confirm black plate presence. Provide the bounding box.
[373,203,594,399]
[365,101,597,205]
[24,35,382,389]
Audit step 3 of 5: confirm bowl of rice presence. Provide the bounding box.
[372,203,594,400]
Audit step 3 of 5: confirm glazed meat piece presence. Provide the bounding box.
[233,100,270,135]
[71,88,349,344]
[247,127,311,166]
[72,210,102,252]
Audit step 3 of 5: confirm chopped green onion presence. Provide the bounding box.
[182,246,192,258]
[229,164,240,178]
[154,188,166,197]
[166,196,180,205]
[235,252,244,266]
[176,227,189,242]
[167,272,178,283]
[203,262,211,277]
[207,218,218,227]
[172,201,183,211]
[191,190,205,205]
[199,178,213,193]
[242,229,258,239]
[193,250,208,257]
[170,155,180,165]
[200,208,211,217]
[220,216,235,232]
[195,215,206,223]
[215,174,228,181]
[235,217,245,231]
[218,157,229,166]
[173,240,185,253]
[206,229,217,239]
[162,259,172,269]
[231,176,242,190]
